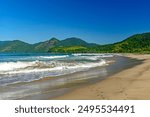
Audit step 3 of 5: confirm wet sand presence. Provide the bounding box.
[54,54,150,100]
[0,55,143,100]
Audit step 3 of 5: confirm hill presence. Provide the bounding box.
[91,32,150,53]
[33,38,60,52]
[113,33,150,53]
[0,38,59,53]
[48,37,97,53]
[55,37,97,47]
[49,33,150,53]
[0,40,33,52]
[0,32,150,53]
[0,37,96,53]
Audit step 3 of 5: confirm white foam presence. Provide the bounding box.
[39,55,69,59]
[0,59,107,75]
[76,56,100,60]
[73,54,114,61]
[72,53,114,58]
[0,61,37,72]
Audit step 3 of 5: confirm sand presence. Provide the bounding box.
[54,54,150,100]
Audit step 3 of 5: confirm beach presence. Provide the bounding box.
[0,53,148,100]
[0,53,118,99]
[54,54,150,100]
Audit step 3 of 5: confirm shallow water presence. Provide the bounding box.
[0,54,143,100]
[0,53,113,86]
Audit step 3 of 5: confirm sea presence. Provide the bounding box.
[0,53,113,87]
[0,53,143,99]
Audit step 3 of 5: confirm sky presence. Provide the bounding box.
[0,0,150,44]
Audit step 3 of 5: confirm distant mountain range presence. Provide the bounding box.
[0,32,150,53]
[0,37,97,53]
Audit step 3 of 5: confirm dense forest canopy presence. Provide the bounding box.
[0,33,150,53]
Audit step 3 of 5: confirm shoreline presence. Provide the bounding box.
[0,54,144,100]
[53,54,150,100]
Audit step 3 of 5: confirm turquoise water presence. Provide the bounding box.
[0,53,114,86]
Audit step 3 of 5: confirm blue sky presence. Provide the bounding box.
[0,0,150,44]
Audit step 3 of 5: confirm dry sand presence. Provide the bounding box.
[54,54,150,100]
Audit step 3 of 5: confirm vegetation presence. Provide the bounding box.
[54,37,97,47]
[95,32,150,53]
[0,40,33,52]
[0,38,60,53]
[33,38,60,52]
[49,46,88,53]
[0,33,150,53]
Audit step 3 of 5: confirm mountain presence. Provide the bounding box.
[0,33,150,53]
[55,37,97,47]
[0,38,60,53]
[0,37,96,53]
[0,40,33,52]
[48,37,98,53]
[91,32,150,53]
[49,33,150,53]
[33,38,60,52]
[112,32,150,53]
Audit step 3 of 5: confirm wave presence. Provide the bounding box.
[0,55,70,62]
[0,61,37,72]
[0,59,107,75]
[72,54,114,61]
[0,53,115,86]
[38,55,69,59]
[72,53,114,58]
[73,56,101,61]
[0,59,107,86]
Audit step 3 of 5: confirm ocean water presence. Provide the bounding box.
[0,53,114,86]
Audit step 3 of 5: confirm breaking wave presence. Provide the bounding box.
[0,53,115,86]
[0,59,106,75]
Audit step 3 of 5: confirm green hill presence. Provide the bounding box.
[55,37,97,47]
[48,37,97,53]
[0,40,33,52]
[49,46,88,53]
[33,38,60,52]
[0,37,97,53]
[112,33,150,53]
[92,32,150,53]
[0,38,60,53]
[49,32,150,53]
[0,32,150,53]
